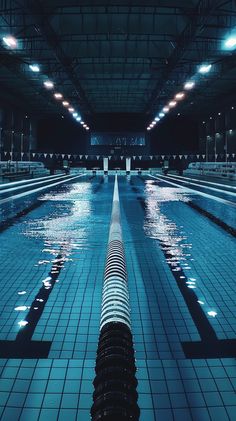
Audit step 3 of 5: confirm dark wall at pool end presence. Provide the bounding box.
[149,115,199,154]
[37,113,199,154]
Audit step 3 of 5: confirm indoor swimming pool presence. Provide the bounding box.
[0,174,236,420]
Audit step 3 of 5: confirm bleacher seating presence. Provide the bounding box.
[184,162,236,180]
[0,161,50,181]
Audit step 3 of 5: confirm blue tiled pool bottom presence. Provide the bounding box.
[0,357,235,421]
[0,175,236,420]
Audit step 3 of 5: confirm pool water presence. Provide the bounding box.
[0,175,235,420]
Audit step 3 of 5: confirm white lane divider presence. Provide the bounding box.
[165,174,236,197]
[0,174,71,195]
[0,173,86,204]
[0,173,69,190]
[149,174,236,207]
[168,173,236,191]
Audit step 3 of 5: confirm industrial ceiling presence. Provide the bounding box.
[1,0,236,122]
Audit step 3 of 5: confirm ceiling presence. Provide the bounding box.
[0,0,236,121]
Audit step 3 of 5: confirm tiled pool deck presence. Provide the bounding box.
[0,175,235,420]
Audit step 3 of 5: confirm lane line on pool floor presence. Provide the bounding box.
[136,187,236,359]
[0,250,66,358]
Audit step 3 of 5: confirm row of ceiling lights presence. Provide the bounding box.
[147,33,236,131]
[2,35,90,130]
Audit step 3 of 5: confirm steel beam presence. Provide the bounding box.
[145,0,227,114]
[20,0,92,114]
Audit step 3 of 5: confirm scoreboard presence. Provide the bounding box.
[91,132,145,146]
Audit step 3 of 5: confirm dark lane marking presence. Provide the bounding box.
[0,200,44,234]
[0,175,102,357]
[0,252,64,358]
[187,201,236,237]
[137,194,236,358]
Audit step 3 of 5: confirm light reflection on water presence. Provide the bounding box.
[15,182,94,312]
[23,182,92,256]
[143,181,217,318]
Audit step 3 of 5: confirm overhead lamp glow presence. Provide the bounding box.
[86,127,90,130]
[152,121,157,125]
[147,127,151,131]
[62,101,69,107]
[169,101,177,107]
[163,107,169,113]
[2,35,17,48]
[224,36,236,49]
[198,64,212,74]
[73,113,78,118]
[80,121,84,124]
[76,117,81,121]
[44,80,54,89]
[54,93,63,99]
[155,117,160,121]
[29,64,40,72]
[184,81,195,90]
[68,107,75,112]
[175,92,185,100]
[159,112,165,118]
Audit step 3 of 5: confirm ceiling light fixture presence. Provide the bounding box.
[68,107,75,112]
[54,93,63,99]
[198,64,212,74]
[44,80,54,89]
[169,101,177,107]
[29,64,40,72]
[2,35,17,48]
[163,107,169,113]
[62,101,69,107]
[184,81,195,90]
[175,92,185,100]
[224,36,236,49]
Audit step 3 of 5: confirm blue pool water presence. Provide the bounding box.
[0,174,236,420]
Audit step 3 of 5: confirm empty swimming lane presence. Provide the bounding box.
[0,174,236,420]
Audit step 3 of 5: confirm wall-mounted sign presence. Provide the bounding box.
[91,132,145,146]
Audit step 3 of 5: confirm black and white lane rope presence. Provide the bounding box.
[91,176,140,421]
